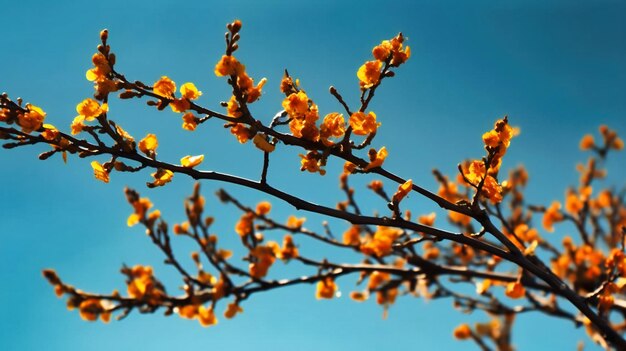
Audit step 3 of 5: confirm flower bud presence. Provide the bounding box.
[230,20,242,33]
[100,29,108,42]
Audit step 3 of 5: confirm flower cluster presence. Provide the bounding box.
[150,76,203,124]
[0,102,47,134]
[86,30,120,100]
[125,265,165,305]
[360,226,403,257]
[457,117,517,204]
[282,89,321,141]
[214,20,267,144]
[481,117,515,172]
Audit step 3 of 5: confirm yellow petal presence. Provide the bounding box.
[180,154,204,168]
[139,134,158,154]
[523,240,539,256]
[180,82,202,100]
[91,161,109,183]
[252,134,275,153]
[392,179,412,203]
[127,213,140,227]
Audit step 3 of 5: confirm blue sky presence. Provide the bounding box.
[1,0,625,350]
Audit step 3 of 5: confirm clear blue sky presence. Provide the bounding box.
[1,1,625,350]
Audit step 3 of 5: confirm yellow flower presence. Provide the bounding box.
[180,82,202,100]
[237,70,254,90]
[482,118,515,148]
[253,134,276,153]
[126,265,165,305]
[391,179,412,203]
[95,78,119,97]
[597,190,613,208]
[198,305,218,327]
[389,34,411,66]
[290,106,320,141]
[481,118,516,172]
[423,242,440,259]
[153,76,176,98]
[249,244,279,278]
[213,275,227,300]
[173,222,190,235]
[482,130,500,148]
[86,53,111,82]
[217,249,232,260]
[505,281,525,299]
[76,98,107,121]
[452,244,475,264]
[277,234,299,260]
[437,179,459,202]
[226,95,242,118]
[280,73,295,94]
[418,212,436,226]
[178,304,199,320]
[368,180,383,192]
[91,161,109,183]
[349,111,379,136]
[364,146,388,171]
[357,60,382,89]
[453,324,472,340]
[148,169,173,187]
[542,201,564,232]
[376,287,398,309]
[480,174,503,204]
[320,112,346,145]
[360,226,403,257]
[127,213,140,227]
[344,161,357,175]
[372,35,411,66]
[342,225,361,246]
[513,224,539,243]
[565,190,583,215]
[282,91,309,117]
[182,112,198,131]
[372,40,392,61]
[315,277,337,299]
[71,116,85,135]
[598,287,616,314]
[579,134,595,150]
[92,51,107,67]
[244,77,267,103]
[224,303,243,319]
[350,291,368,302]
[138,134,158,155]
[476,279,492,295]
[214,55,244,77]
[0,108,9,122]
[180,154,204,168]
[41,124,59,141]
[255,201,271,215]
[299,151,325,175]
[286,215,306,229]
[115,124,134,142]
[169,98,190,113]
[230,123,251,143]
[78,299,110,323]
[18,104,46,134]
[465,160,485,185]
[235,212,254,237]
[367,271,390,290]
[449,211,471,226]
